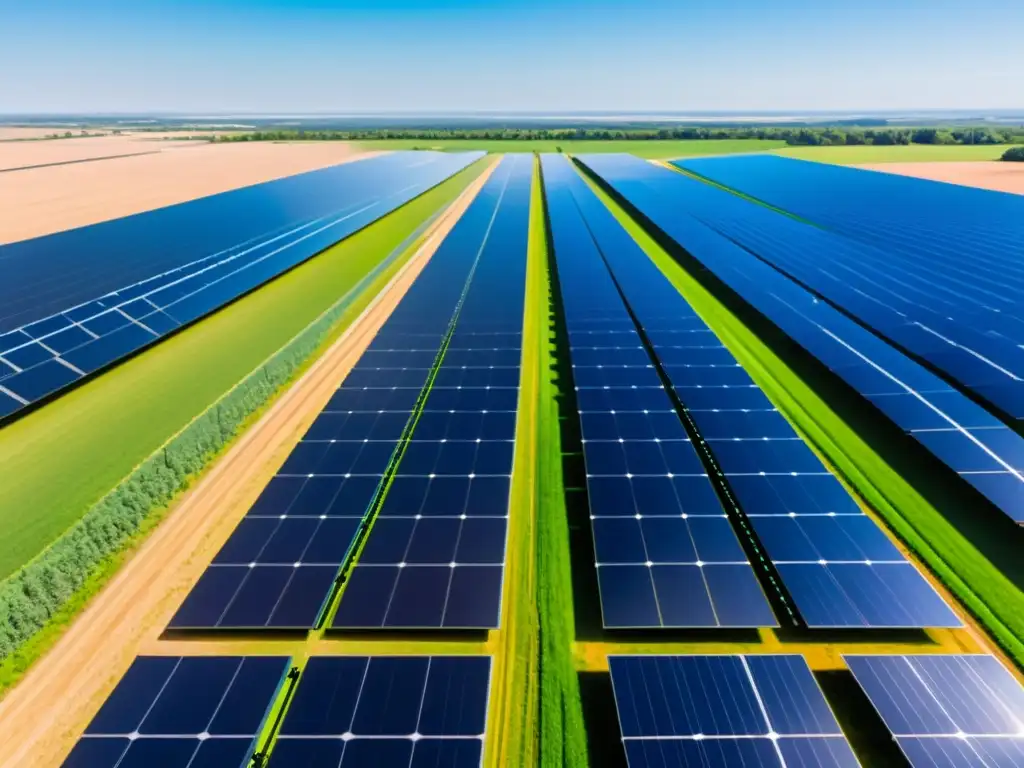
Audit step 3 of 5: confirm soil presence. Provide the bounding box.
[857,160,1024,195]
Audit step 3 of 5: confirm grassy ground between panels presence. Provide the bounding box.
[534,157,589,768]
[355,138,785,158]
[483,155,544,768]
[0,160,488,582]
[578,170,1024,670]
[773,143,1018,163]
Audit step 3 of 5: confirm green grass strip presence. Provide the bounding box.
[536,157,589,768]
[580,171,1024,668]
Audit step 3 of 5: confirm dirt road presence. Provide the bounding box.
[0,158,496,768]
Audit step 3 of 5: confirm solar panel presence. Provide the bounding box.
[62,656,290,768]
[584,154,1024,524]
[844,654,1024,768]
[268,655,490,768]
[331,155,531,631]
[168,157,520,632]
[542,154,776,629]
[569,153,961,629]
[608,654,860,768]
[0,151,485,419]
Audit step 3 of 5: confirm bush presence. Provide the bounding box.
[1002,146,1024,162]
[0,285,360,664]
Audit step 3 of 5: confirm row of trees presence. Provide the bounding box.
[208,125,1024,147]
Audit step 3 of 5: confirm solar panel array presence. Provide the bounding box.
[62,656,290,768]
[673,155,1024,435]
[542,154,776,629]
[556,154,959,630]
[578,153,1024,525]
[845,654,1024,767]
[269,655,490,767]
[0,151,484,419]
[331,154,530,631]
[168,155,523,631]
[608,654,860,768]
[679,154,1024,397]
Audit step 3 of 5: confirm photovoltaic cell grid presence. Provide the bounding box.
[845,654,1024,768]
[578,153,1024,525]
[542,154,776,629]
[0,151,484,420]
[268,656,490,768]
[661,156,1024,519]
[608,655,860,768]
[678,156,1024,330]
[565,155,960,630]
[677,156,1024,423]
[167,156,518,631]
[331,154,531,631]
[61,656,289,768]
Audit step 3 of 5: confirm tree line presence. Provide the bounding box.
[206,125,1024,147]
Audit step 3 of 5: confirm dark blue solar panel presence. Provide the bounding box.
[62,656,289,768]
[845,654,1024,767]
[332,155,531,631]
[542,153,775,630]
[580,153,1024,524]
[564,153,962,629]
[167,156,521,633]
[608,655,859,768]
[1,152,485,419]
[678,155,1024,422]
[268,656,490,768]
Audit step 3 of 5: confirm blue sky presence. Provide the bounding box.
[1,0,1021,113]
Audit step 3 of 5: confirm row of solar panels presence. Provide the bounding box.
[676,154,1024,424]
[167,154,531,632]
[542,154,960,630]
[577,153,1024,525]
[63,650,1024,768]
[609,652,1024,768]
[63,654,491,768]
[0,151,485,420]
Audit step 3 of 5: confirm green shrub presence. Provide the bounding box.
[0,283,365,665]
[1001,146,1024,162]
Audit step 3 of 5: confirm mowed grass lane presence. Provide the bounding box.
[0,159,488,581]
[356,138,785,158]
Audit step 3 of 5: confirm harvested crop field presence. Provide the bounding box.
[0,140,372,243]
[857,160,1024,195]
